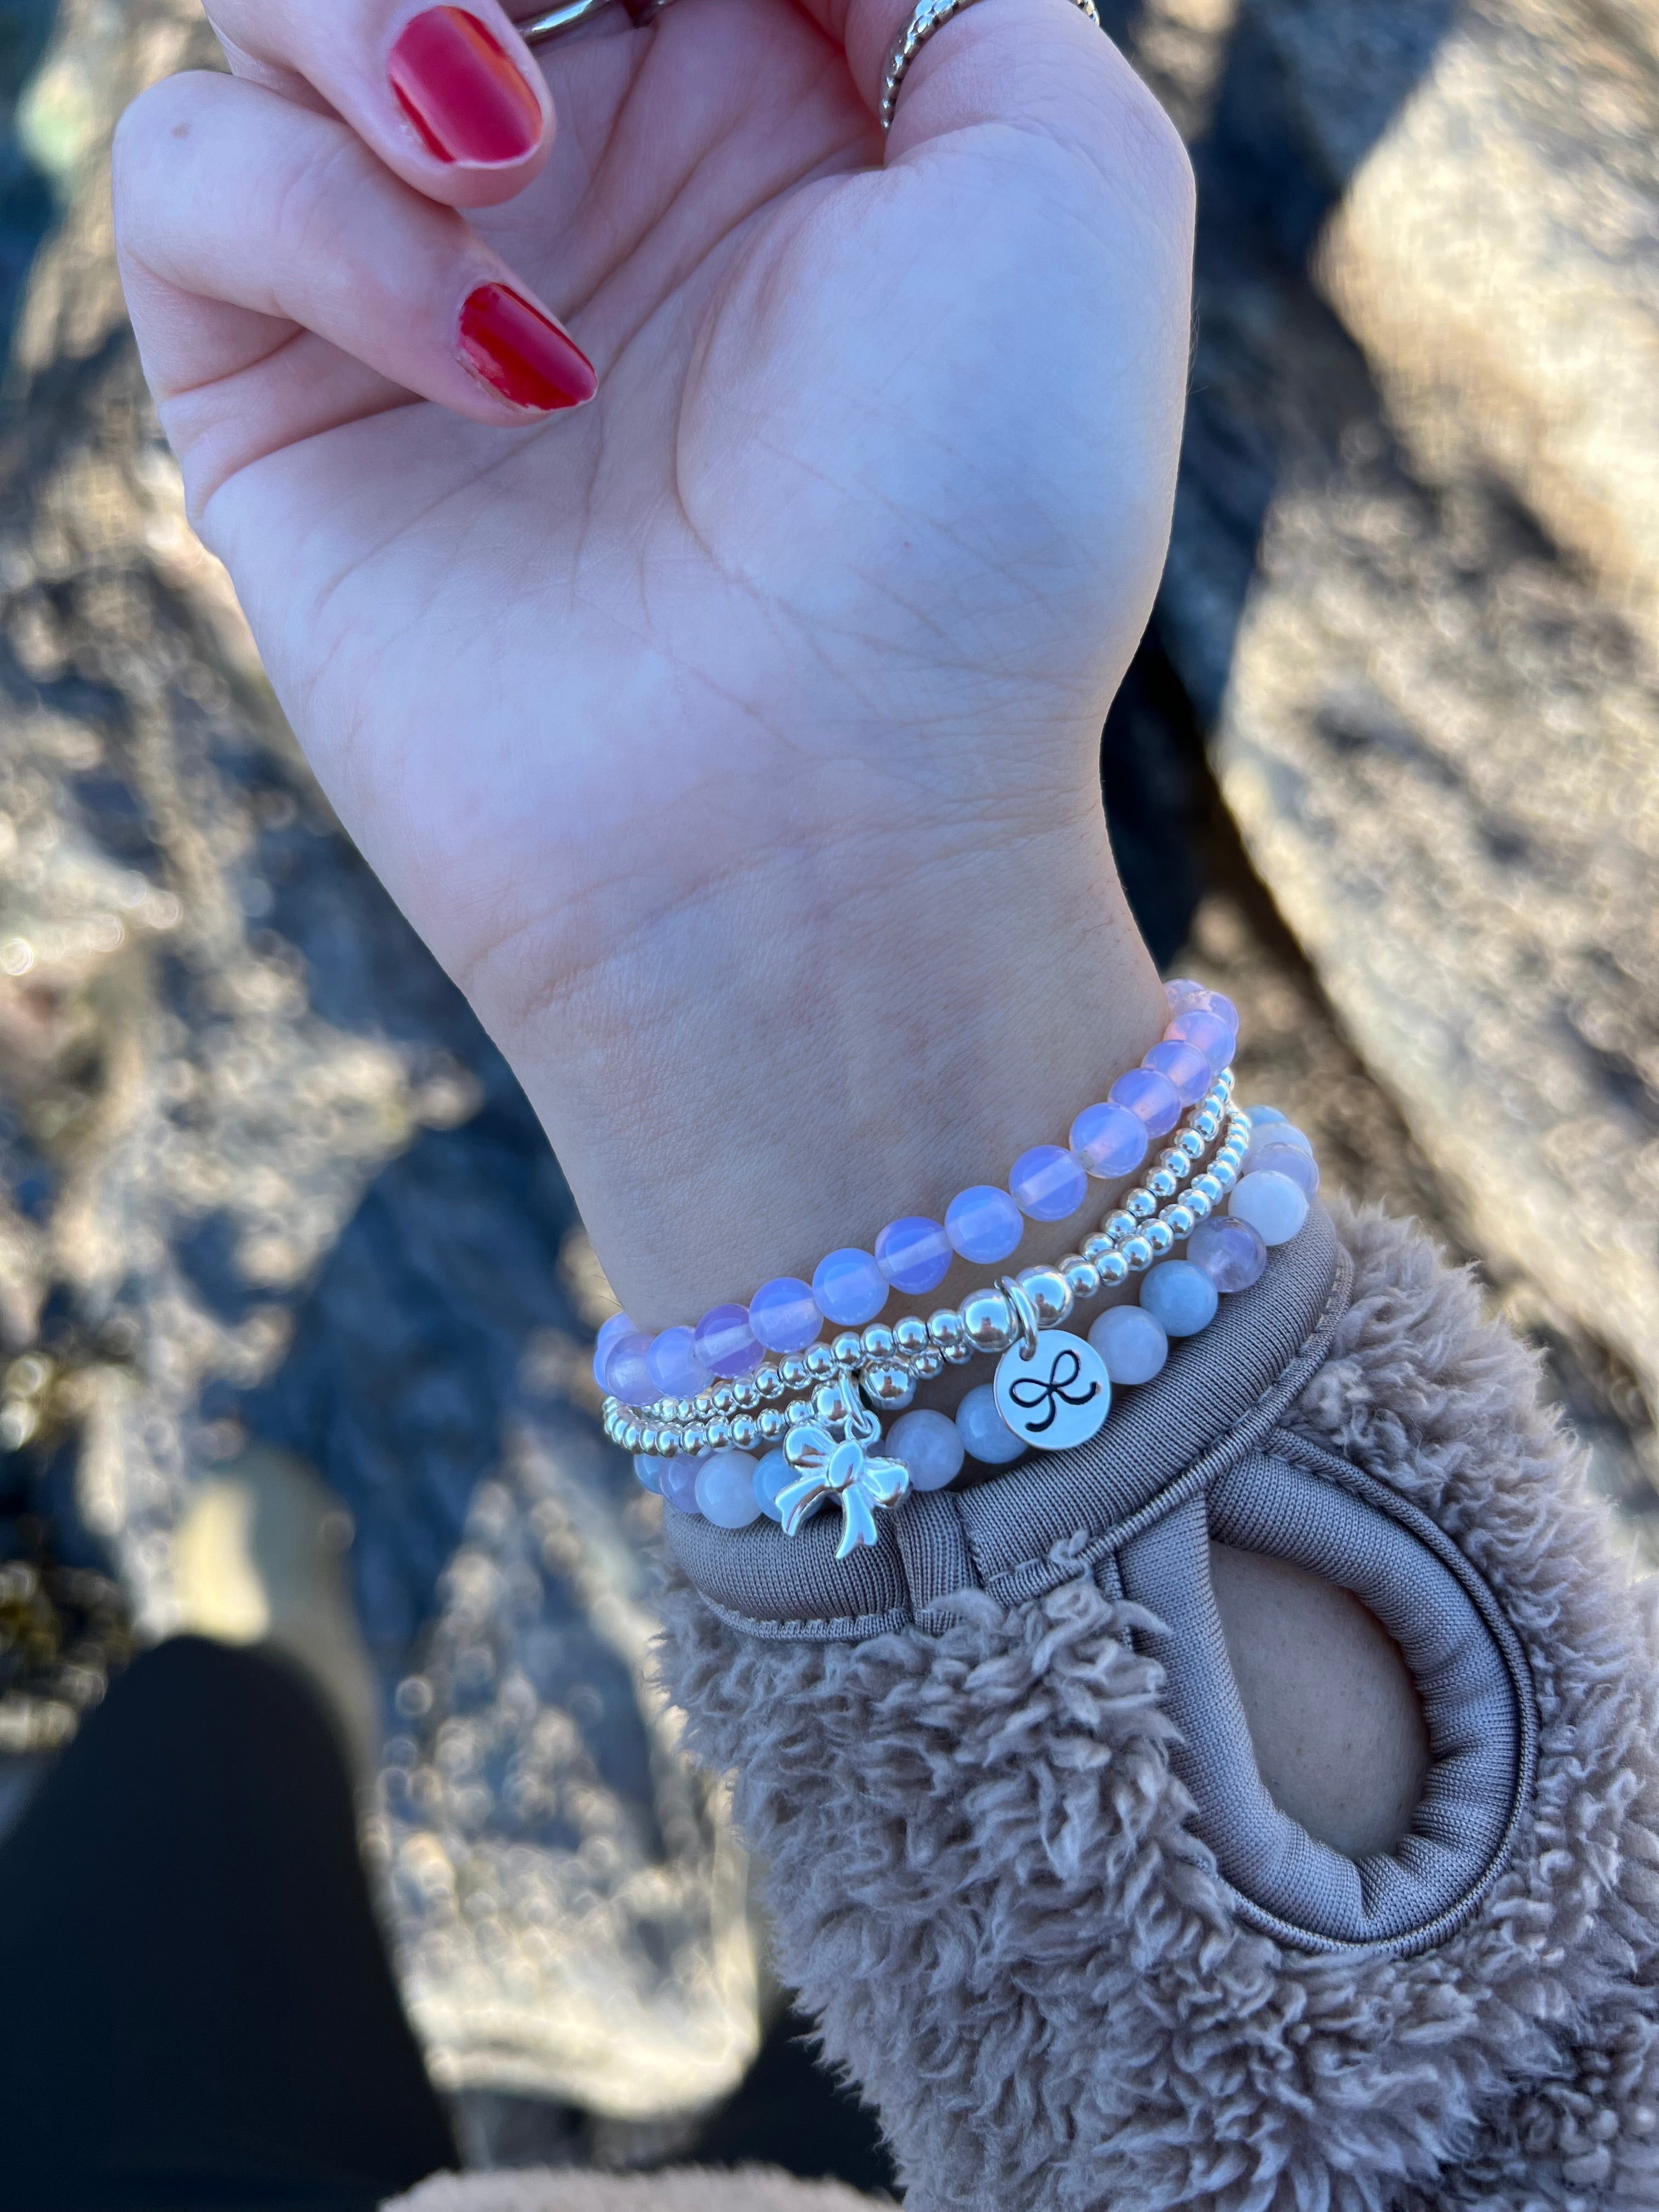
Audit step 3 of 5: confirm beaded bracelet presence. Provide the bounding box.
[605,1069,1238,1459]
[627,1096,1324,1559]
[594,977,1243,1410]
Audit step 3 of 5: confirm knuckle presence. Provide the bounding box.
[267,129,374,276]
[1101,61,1194,236]
[111,72,223,236]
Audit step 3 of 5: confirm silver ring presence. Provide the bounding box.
[998,1276,1041,1363]
[510,0,675,44]
[879,0,1100,129]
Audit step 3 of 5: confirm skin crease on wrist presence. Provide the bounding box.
[501,799,1167,1330]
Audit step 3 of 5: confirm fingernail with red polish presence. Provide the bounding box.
[389,7,543,166]
[459,283,597,412]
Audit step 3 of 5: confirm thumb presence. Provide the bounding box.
[799,0,1191,183]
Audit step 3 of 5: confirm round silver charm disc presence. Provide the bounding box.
[994,1329,1111,1453]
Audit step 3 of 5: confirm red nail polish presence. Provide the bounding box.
[388,8,542,166]
[459,283,597,412]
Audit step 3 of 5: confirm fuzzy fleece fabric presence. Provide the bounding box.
[650,1203,1659,2211]
[386,2171,886,2212]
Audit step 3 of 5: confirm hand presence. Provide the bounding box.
[112,0,1193,1317]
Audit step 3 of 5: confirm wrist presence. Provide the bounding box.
[479,793,1165,1328]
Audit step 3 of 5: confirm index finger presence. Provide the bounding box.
[205,0,555,208]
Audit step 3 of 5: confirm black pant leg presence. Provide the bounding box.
[0,1635,457,2212]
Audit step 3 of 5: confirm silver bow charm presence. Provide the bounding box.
[777,1399,910,1560]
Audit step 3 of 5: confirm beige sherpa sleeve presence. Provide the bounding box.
[651,1202,1659,2212]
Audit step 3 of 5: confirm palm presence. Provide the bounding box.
[151,0,1188,1039]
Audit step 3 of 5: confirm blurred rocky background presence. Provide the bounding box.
[0,0,1655,2187]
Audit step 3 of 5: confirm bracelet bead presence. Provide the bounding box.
[1139,1257,1220,1337]
[832,1331,864,1367]
[927,1310,967,1352]
[812,1246,888,1328]
[1228,1167,1310,1245]
[647,1324,712,1400]
[863,1359,916,1410]
[593,1311,635,1391]
[1144,1219,1176,1257]
[1165,980,1240,1032]
[874,1215,953,1294]
[1069,1099,1149,1178]
[662,1460,699,1515]
[1110,1064,1182,1136]
[696,1449,763,1529]
[1247,1119,1311,1160]
[946,1183,1024,1264]
[1165,1005,1235,1070]
[748,1274,822,1355]
[1089,1303,1169,1384]
[887,1408,965,1491]
[1121,1234,1155,1272]
[1009,1143,1090,1222]
[1251,1141,1319,1195]
[695,1304,764,1380]
[861,1322,896,1359]
[605,1331,656,1406]
[1017,1266,1073,1327]
[754,1448,794,1522]
[955,1384,1025,1466]
[893,1314,930,1356]
[962,1289,1017,1352]
[1142,1038,1212,1107]
[1187,1212,1267,1291]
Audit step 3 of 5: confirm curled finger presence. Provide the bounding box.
[115,68,595,498]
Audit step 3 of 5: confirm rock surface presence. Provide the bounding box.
[1113,0,1659,1435]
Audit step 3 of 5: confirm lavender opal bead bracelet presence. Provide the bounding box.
[601,979,1328,1560]
[598,977,1243,1406]
[619,1088,1324,1556]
